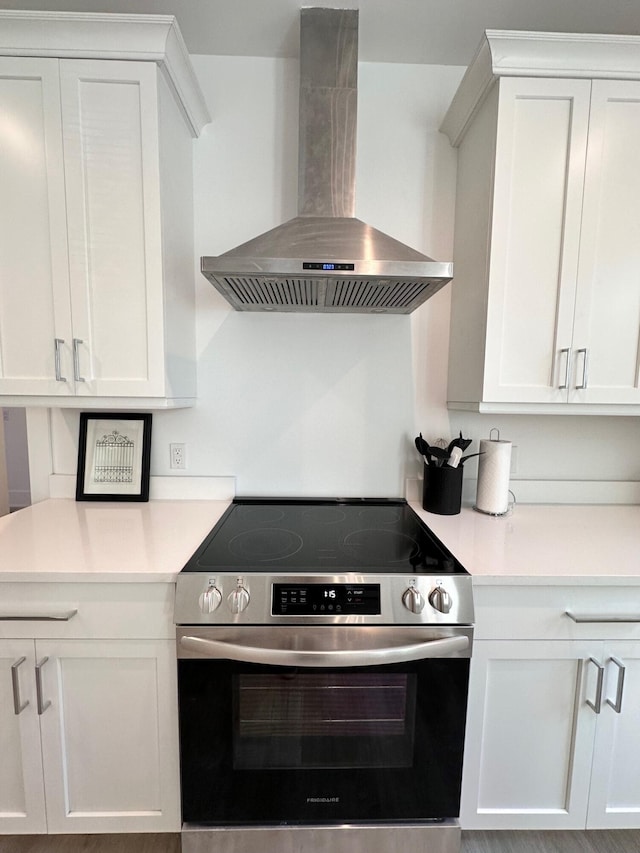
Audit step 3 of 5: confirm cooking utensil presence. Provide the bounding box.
[459,452,483,465]
[447,431,472,455]
[416,432,475,467]
[414,434,431,465]
[428,446,450,466]
[446,447,462,468]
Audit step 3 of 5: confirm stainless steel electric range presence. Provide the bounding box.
[174,498,474,853]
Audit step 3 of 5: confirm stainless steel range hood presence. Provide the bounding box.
[201,7,453,314]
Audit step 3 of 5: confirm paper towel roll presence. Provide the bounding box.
[475,439,512,515]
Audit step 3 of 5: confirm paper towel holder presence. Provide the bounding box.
[473,428,516,517]
[473,489,516,517]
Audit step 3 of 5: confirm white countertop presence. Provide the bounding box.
[410,501,640,585]
[0,499,231,582]
[2,498,639,585]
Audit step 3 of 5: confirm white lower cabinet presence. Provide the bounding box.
[587,642,640,828]
[461,639,597,829]
[0,585,180,834]
[461,586,640,830]
[0,640,46,834]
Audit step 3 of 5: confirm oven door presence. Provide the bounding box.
[176,625,471,826]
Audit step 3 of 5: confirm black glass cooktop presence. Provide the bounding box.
[182,498,468,575]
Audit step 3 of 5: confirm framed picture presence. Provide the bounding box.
[75,413,152,502]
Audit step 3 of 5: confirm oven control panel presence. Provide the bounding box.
[175,573,474,626]
[272,583,381,616]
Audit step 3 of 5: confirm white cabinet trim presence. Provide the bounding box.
[0,9,209,136]
[441,30,640,147]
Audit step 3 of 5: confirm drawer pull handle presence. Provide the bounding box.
[11,657,29,715]
[35,657,51,716]
[565,611,640,623]
[0,610,78,622]
[586,657,604,714]
[606,657,626,714]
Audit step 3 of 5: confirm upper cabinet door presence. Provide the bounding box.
[60,60,166,399]
[571,80,640,404]
[0,57,74,397]
[483,77,592,404]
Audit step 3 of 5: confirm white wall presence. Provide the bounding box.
[3,408,30,510]
[48,55,640,499]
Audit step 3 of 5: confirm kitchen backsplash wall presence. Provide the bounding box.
[47,55,640,498]
[3,408,30,510]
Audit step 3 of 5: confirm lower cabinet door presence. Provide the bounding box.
[37,638,180,833]
[0,640,47,833]
[587,642,640,829]
[460,640,600,830]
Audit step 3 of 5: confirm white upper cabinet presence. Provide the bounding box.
[0,11,210,409]
[441,31,640,414]
[572,80,640,405]
[0,57,71,400]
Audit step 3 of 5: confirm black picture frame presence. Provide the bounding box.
[75,413,152,502]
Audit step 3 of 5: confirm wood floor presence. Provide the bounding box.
[1,830,640,852]
[461,830,640,853]
[0,835,179,853]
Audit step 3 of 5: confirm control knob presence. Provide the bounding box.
[428,584,453,614]
[227,578,250,614]
[402,585,425,614]
[198,584,222,614]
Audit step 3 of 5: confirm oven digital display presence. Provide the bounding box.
[272,583,381,616]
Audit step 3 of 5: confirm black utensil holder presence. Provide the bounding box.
[422,463,463,515]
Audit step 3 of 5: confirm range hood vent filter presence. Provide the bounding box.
[219,276,321,310]
[201,8,453,314]
[211,274,446,313]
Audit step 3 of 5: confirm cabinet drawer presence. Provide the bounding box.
[474,584,640,641]
[0,583,175,640]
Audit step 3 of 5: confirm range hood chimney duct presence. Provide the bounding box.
[200,7,453,314]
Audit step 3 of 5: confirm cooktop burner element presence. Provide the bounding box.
[174,498,473,628]
[183,498,465,575]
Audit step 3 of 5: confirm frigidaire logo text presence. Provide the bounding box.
[306,796,340,803]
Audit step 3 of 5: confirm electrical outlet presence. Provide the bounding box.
[170,443,186,470]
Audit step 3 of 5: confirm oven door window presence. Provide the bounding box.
[178,658,469,825]
[234,672,415,770]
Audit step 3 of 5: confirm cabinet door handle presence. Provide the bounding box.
[606,657,626,714]
[72,338,86,383]
[54,338,67,383]
[11,656,29,715]
[35,657,51,715]
[558,347,571,389]
[575,347,589,389]
[586,657,604,714]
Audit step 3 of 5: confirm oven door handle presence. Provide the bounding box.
[179,633,469,667]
